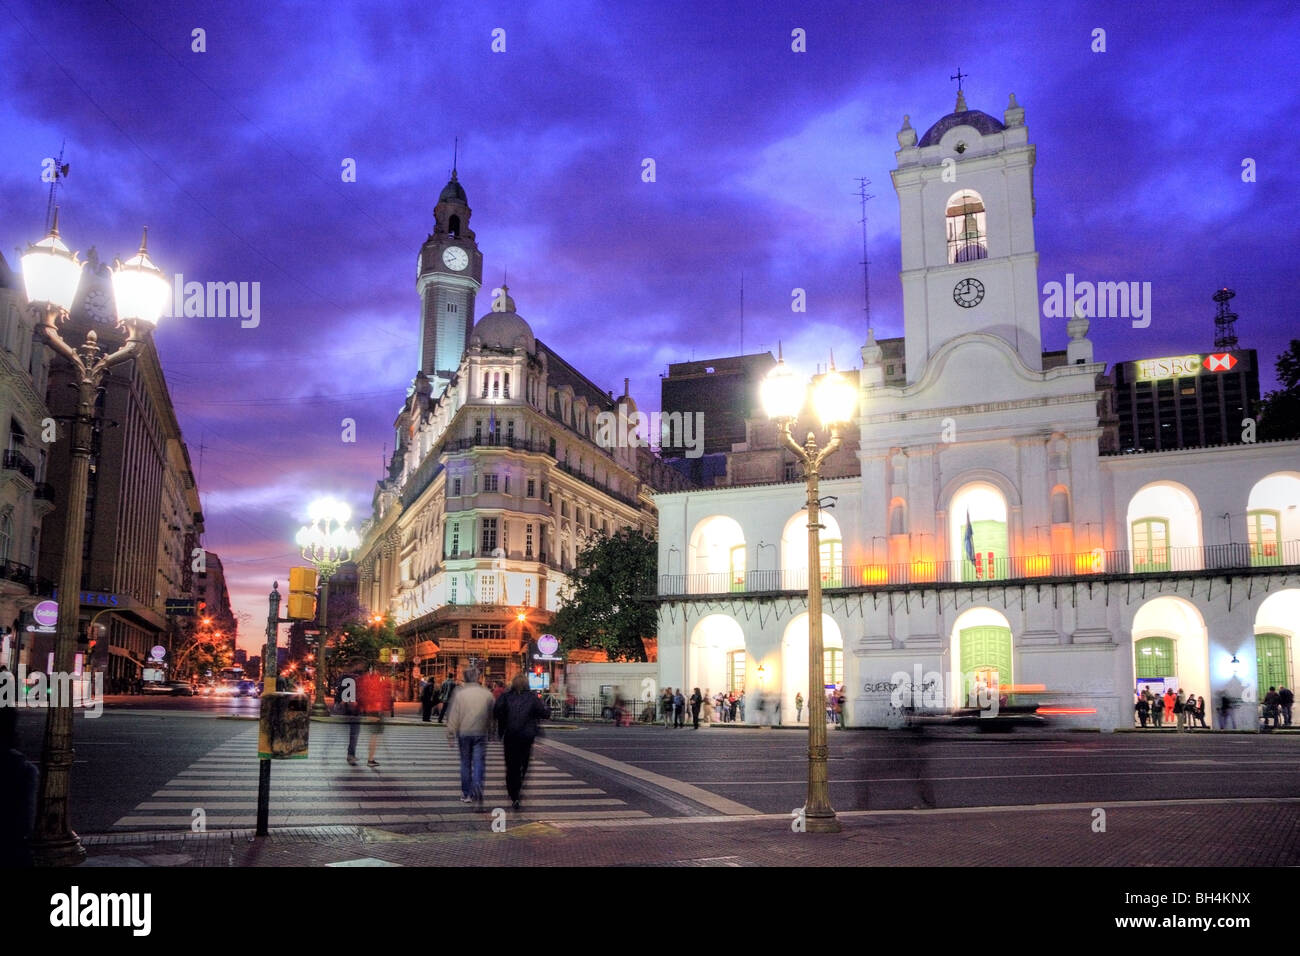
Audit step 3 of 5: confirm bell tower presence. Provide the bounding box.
[891,90,1041,380]
[417,165,484,390]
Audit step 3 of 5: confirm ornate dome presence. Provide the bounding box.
[470,286,535,353]
[438,170,467,204]
[917,94,1006,148]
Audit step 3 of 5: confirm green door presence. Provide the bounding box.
[1132,518,1170,572]
[1134,636,1177,679]
[961,520,1009,581]
[1247,511,1281,567]
[959,625,1013,705]
[1256,633,1290,692]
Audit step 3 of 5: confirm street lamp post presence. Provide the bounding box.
[761,349,856,834]
[23,215,170,865]
[296,498,360,716]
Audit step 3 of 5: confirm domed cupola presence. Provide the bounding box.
[470,284,536,354]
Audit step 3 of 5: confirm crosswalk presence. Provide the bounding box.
[112,723,650,829]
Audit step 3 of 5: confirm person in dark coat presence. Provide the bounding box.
[437,671,457,724]
[0,703,38,868]
[419,677,438,722]
[690,688,703,729]
[493,674,549,810]
[1135,693,1149,728]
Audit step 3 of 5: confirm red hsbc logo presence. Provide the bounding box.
[1204,353,1237,372]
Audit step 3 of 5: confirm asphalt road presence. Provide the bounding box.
[12,700,1300,834]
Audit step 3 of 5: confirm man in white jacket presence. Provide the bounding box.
[445,667,494,808]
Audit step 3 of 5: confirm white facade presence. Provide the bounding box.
[655,94,1300,730]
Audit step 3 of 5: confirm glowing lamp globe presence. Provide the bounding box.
[812,366,856,429]
[22,216,83,312]
[111,229,170,326]
[761,357,804,422]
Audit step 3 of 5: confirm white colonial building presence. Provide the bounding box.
[654,92,1300,730]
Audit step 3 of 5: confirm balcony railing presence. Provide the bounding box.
[0,560,33,589]
[658,540,1300,596]
[3,450,35,480]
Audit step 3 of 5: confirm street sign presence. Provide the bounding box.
[165,599,196,615]
[151,645,167,660]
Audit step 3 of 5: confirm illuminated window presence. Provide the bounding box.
[481,518,498,553]
[946,190,988,263]
[819,539,842,588]
[1131,518,1170,572]
[823,648,843,685]
[729,544,746,592]
[481,574,496,604]
[523,577,532,606]
[727,650,746,692]
[449,576,458,604]
[1248,510,1280,567]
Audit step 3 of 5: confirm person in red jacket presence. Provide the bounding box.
[351,665,389,767]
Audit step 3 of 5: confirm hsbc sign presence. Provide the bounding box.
[1134,352,1240,382]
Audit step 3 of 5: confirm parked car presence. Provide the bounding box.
[166,682,197,696]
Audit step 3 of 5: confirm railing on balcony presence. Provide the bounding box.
[446,435,554,455]
[2,450,35,480]
[658,540,1300,596]
[0,560,33,589]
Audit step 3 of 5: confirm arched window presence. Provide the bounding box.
[0,513,10,563]
[946,190,988,263]
[448,215,461,237]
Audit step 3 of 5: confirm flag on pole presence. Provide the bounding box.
[963,510,976,566]
[488,406,496,440]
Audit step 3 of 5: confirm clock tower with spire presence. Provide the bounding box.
[417,166,484,390]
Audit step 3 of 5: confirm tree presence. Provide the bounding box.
[1257,339,1300,441]
[551,528,658,662]
[328,613,395,687]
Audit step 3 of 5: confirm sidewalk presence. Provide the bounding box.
[80,797,1300,867]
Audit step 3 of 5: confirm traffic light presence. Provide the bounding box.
[287,567,319,620]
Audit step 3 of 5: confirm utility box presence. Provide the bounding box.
[258,692,310,759]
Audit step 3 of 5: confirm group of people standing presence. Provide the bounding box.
[1134,687,1206,730]
[342,665,548,810]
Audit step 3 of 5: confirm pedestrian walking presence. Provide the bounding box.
[356,667,389,766]
[1151,690,1164,728]
[445,666,494,809]
[419,676,438,722]
[661,688,674,727]
[1263,686,1280,729]
[494,673,549,810]
[690,687,703,729]
[1163,689,1176,726]
[1174,690,1187,731]
[673,689,686,728]
[702,689,714,724]
[1218,692,1236,730]
[1279,686,1294,727]
[795,691,804,722]
[1135,693,1149,728]
[436,670,457,724]
[1195,695,1208,729]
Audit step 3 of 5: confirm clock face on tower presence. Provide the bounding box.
[441,246,469,272]
[953,277,985,309]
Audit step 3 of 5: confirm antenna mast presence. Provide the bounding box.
[44,141,69,234]
[1213,287,1239,350]
[855,177,875,333]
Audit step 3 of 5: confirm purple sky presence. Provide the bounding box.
[3,0,1297,652]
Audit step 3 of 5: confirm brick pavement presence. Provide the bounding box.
[78,798,1300,867]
